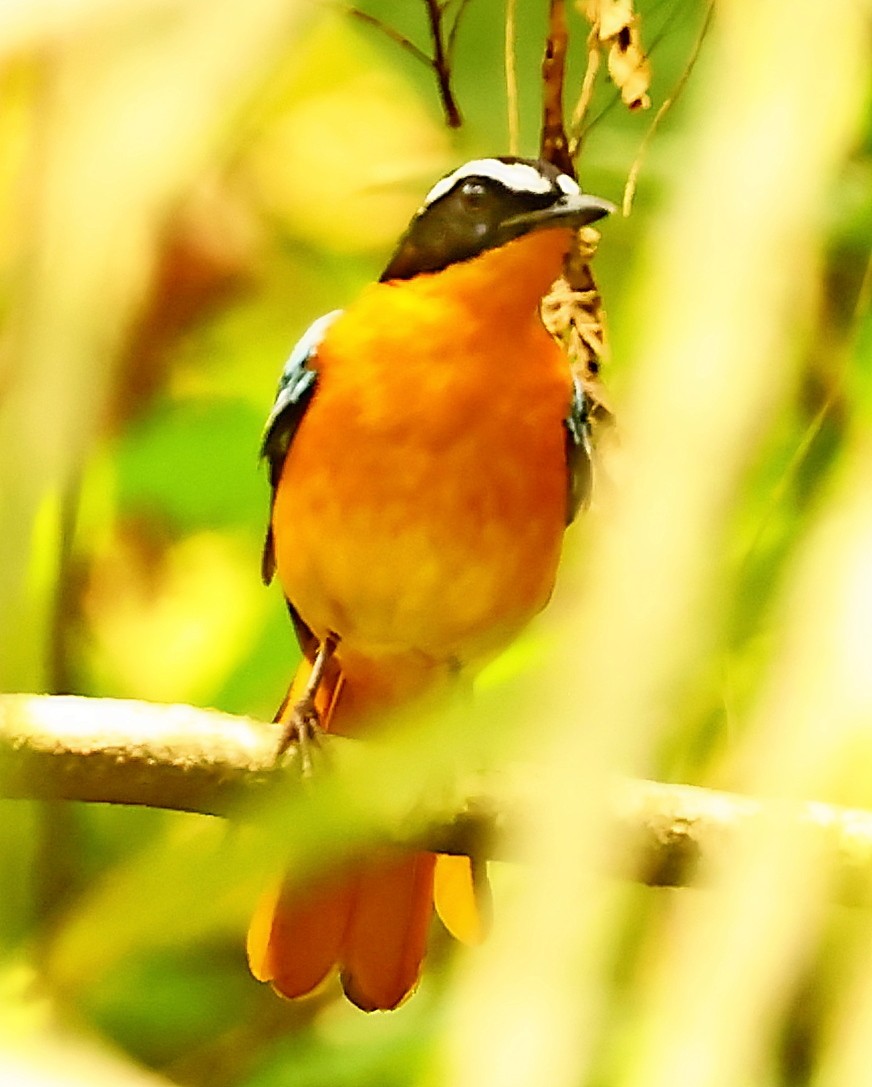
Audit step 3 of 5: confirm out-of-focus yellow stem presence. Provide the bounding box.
[447,2,870,1086]
[0,0,308,690]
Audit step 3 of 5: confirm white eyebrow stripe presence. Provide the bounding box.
[422,159,569,208]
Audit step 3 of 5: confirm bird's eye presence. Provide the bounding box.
[459,180,488,211]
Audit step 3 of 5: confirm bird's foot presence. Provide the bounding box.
[275,697,325,776]
[273,633,339,775]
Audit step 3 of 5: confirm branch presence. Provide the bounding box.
[540,0,573,176]
[4,694,872,903]
[0,693,274,816]
[424,0,463,128]
[338,4,462,128]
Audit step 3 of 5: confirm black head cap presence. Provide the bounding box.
[380,156,613,283]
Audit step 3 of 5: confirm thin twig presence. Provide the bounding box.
[447,0,474,62]
[341,3,462,127]
[342,5,432,65]
[622,0,715,215]
[738,245,872,577]
[851,246,872,329]
[505,0,519,154]
[572,0,683,147]
[737,398,832,575]
[569,39,600,157]
[424,0,463,127]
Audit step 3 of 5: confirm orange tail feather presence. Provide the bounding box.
[433,853,490,946]
[252,871,356,1000]
[341,850,437,1011]
[247,652,480,1009]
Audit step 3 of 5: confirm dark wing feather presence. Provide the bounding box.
[260,310,342,584]
[564,375,593,524]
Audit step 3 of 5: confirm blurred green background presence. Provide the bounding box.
[1,1,872,1085]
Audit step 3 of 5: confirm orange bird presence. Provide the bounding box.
[247,157,612,1010]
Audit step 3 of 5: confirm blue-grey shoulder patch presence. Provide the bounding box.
[260,309,342,584]
[261,309,342,459]
[564,375,593,524]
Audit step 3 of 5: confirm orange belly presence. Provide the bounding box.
[274,308,569,676]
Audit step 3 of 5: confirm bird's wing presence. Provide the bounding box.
[564,374,593,524]
[260,309,343,585]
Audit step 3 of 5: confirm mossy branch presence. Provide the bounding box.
[4,693,872,902]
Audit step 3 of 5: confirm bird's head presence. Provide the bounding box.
[381,157,613,283]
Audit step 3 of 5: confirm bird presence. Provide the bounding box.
[246,156,612,1011]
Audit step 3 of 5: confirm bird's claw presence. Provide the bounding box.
[275,698,324,777]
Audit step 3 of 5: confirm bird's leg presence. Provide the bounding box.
[275,633,339,774]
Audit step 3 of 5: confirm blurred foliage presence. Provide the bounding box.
[1,0,872,1085]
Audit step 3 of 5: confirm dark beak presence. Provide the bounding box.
[498,192,615,244]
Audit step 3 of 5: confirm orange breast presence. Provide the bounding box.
[272,230,575,681]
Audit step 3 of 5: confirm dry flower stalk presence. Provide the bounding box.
[542,225,613,426]
[580,0,651,112]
